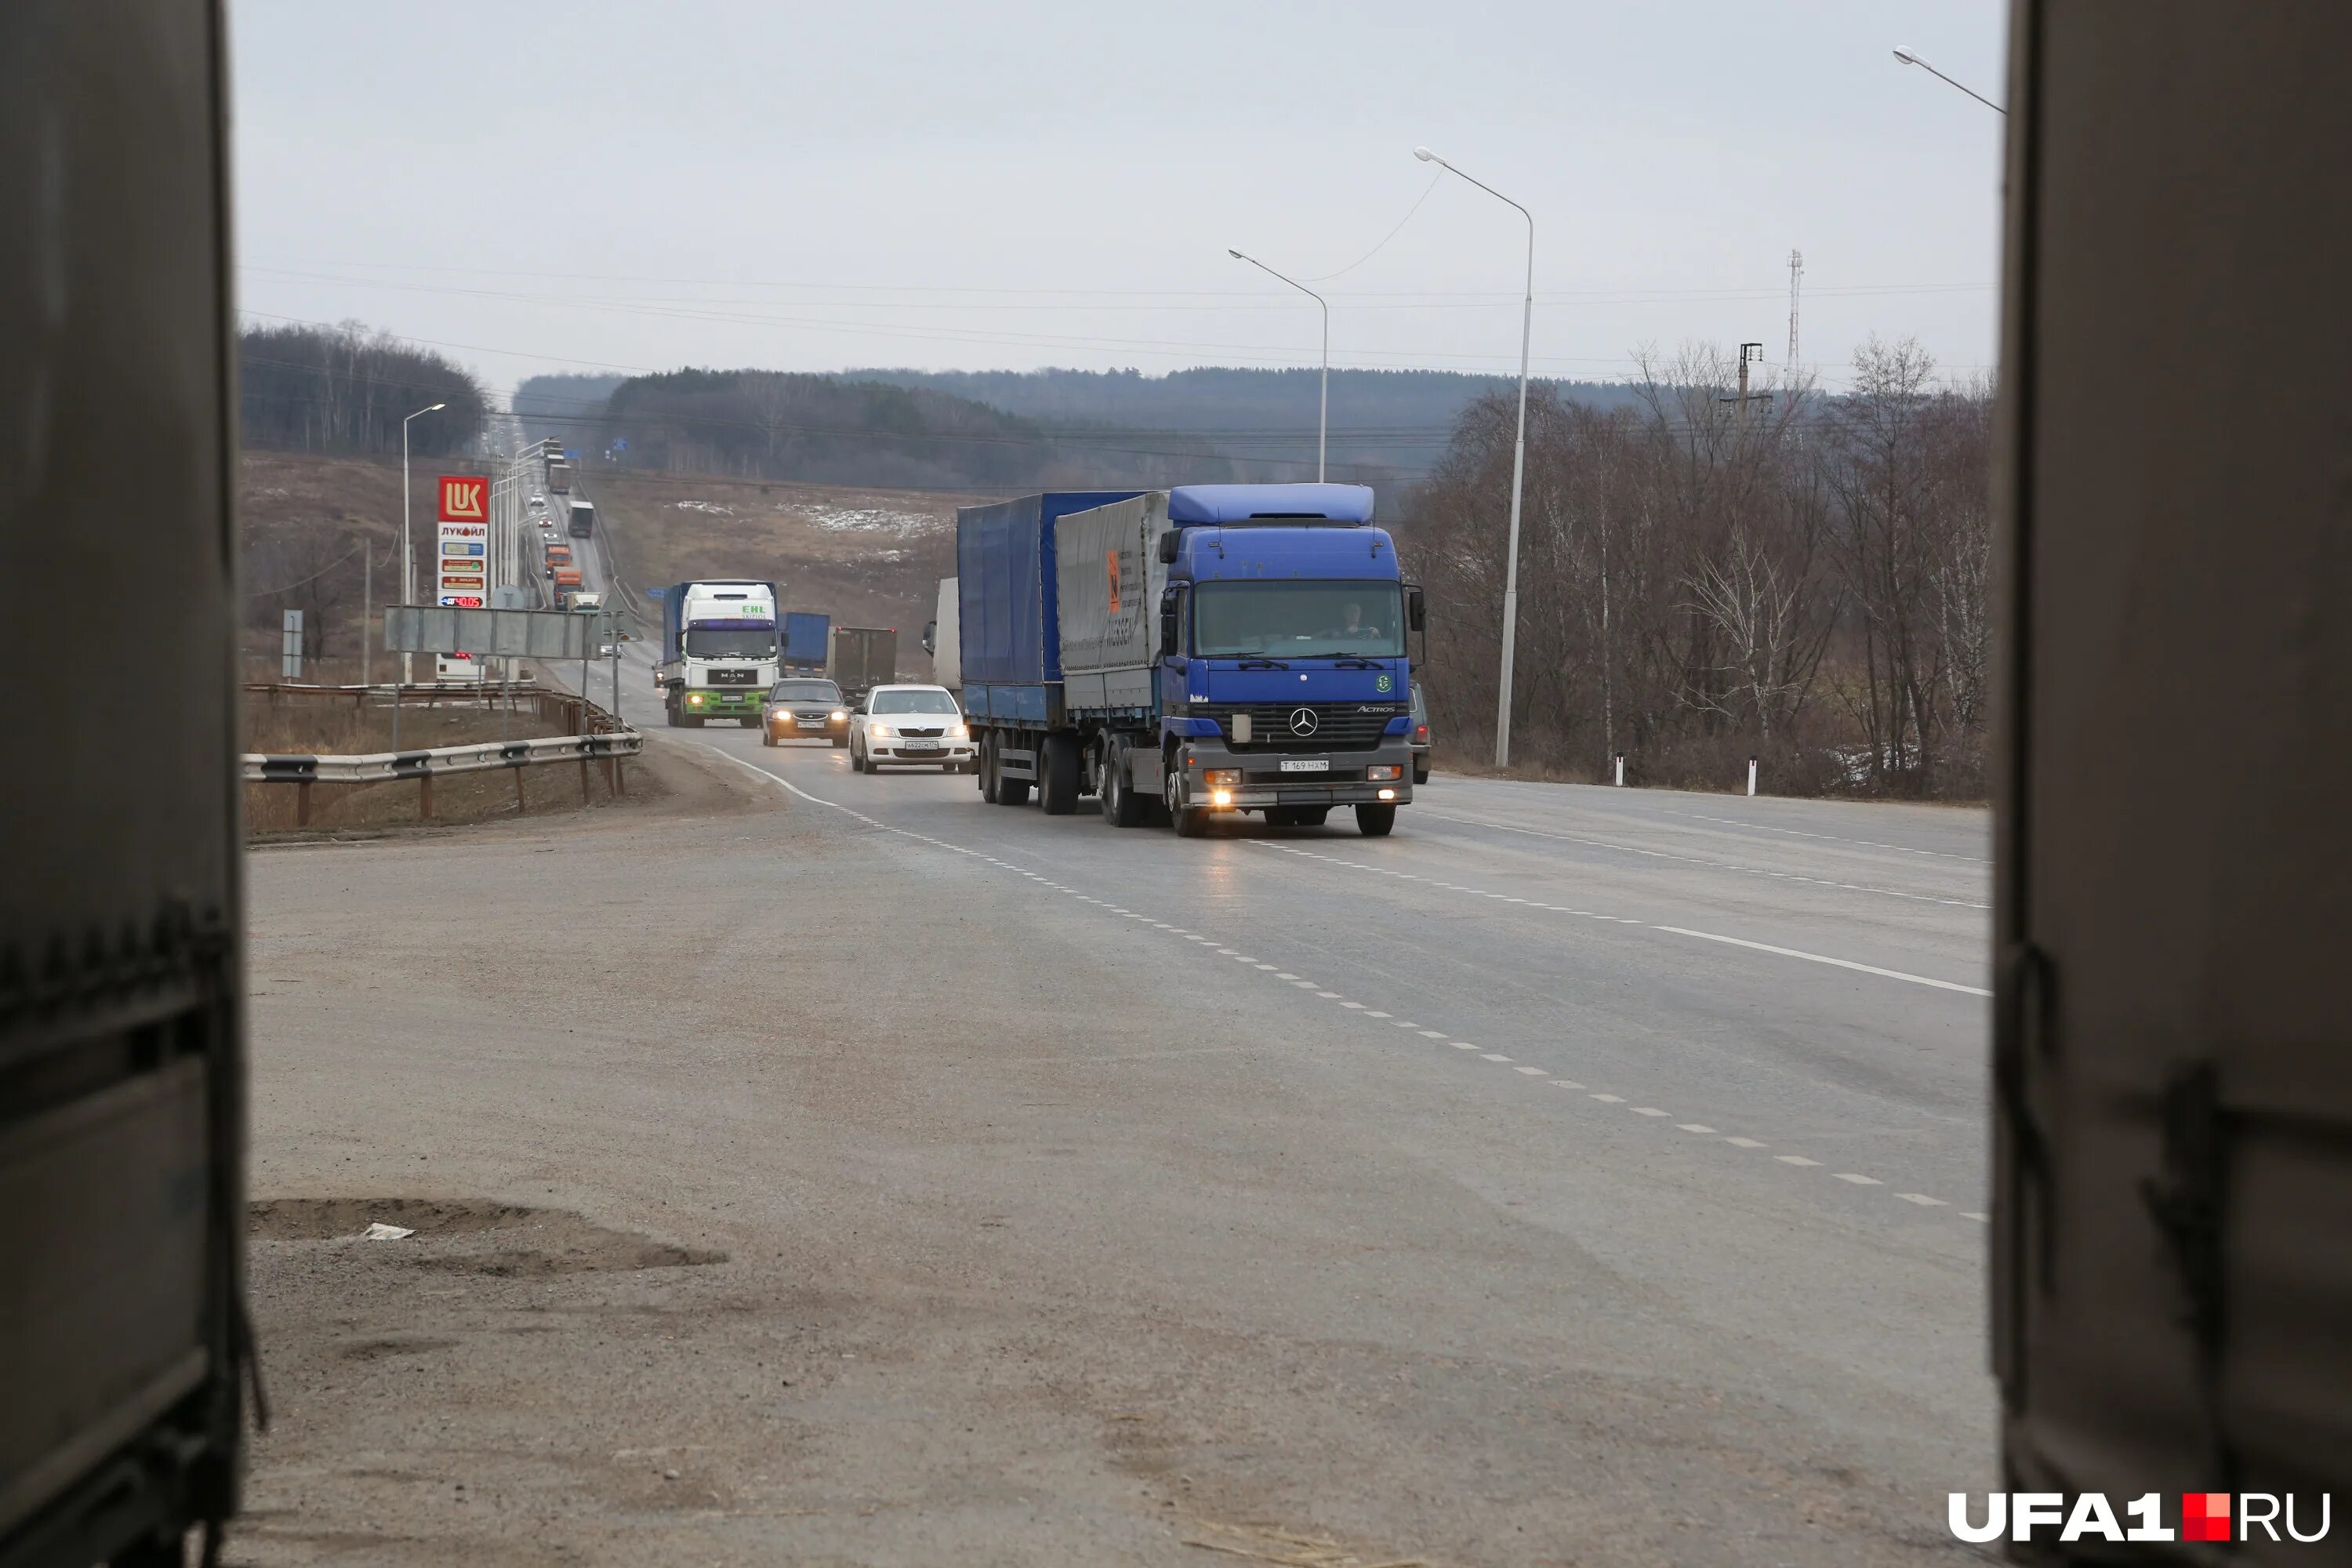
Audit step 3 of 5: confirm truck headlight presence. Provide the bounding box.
[1205,768,1240,786]
[688,692,704,706]
[1367,764,1403,781]
[1210,789,1233,808]
[1377,788,1397,801]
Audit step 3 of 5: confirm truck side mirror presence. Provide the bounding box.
[1406,585,1426,633]
[1159,589,1181,659]
[1156,531,1181,565]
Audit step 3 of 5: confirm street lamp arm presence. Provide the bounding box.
[1891,46,2006,114]
[1228,249,1331,482]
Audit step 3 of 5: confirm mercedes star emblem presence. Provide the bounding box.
[1289,706,1319,737]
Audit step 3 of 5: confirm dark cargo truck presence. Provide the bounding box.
[2,4,251,1564]
[826,626,896,699]
[1990,5,2352,1555]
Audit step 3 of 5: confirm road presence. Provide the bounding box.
[237,486,1995,1564]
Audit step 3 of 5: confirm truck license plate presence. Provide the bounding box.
[1279,759,1329,772]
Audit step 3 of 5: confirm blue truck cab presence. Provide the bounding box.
[957,482,1422,837]
[1150,485,1420,835]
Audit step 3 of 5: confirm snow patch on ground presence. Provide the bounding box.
[673,500,738,517]
[797,503,947,539]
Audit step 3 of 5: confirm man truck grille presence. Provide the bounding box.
[708,669,758,685]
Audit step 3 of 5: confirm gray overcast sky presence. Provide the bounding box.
[230,0,2006,399]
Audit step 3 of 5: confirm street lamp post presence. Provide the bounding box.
[1415,145,1534,768]
[1227,249,1329,481]
[1891,46,2005,114]
[400,401,446,684]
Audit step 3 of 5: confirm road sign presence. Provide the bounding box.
[437,474,488,521]
[386,606,589,659]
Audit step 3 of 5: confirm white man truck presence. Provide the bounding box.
[659,579,780,728]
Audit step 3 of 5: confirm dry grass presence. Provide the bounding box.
[586,471,982,684]
[240,692,642,835]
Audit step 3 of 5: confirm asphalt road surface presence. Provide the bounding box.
[240,521,1994,1566]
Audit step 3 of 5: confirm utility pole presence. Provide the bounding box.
[1785,250,1803,387]
[1722,343,1771,435]
[361,545,372,687]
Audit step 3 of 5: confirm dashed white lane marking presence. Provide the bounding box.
[1650,927,1991,997]
[1961,1212,1991,1223]
[1414,810,1990,909]
[1245,841,1988,998]
[697,744,1971,1227]
[1666,811,1992,865]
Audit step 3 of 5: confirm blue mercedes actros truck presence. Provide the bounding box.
[957,484,1422,837]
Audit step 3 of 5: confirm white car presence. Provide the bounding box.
[529,493,546,508]
[849,684,973,774]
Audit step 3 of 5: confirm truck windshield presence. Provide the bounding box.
[1192,581,1406,659]
[771,681,840,701]
[684,628,776,659]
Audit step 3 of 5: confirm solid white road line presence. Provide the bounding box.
[1650,927,1991,997]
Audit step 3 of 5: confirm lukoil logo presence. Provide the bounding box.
[1949,1492,2331,1545]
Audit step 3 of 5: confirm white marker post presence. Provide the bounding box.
[1747,758,1759,797]
[1614,755,1625,787]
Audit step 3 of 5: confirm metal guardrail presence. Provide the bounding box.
[242,731,639,784]
[241,683,641,826]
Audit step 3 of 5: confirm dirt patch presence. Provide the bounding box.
[588,471,976,684]
[250,1197,727,1274]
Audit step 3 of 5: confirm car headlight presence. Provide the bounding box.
[949,723,969,739]
[869,724,893,738]
[829,710,848,721]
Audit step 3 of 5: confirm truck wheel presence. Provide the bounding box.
[1355,804,1397,837]
[998,768,1030,807]
[1101,742,1144,828]
[1414,760,1431,785]
[1040,733,1080,815]
[1167,771,1209,837]
[981,735,1001,803]
[740,716,758,729]
[666,705,681,728]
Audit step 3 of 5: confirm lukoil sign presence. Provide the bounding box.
[1949,1493,2331,1545]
